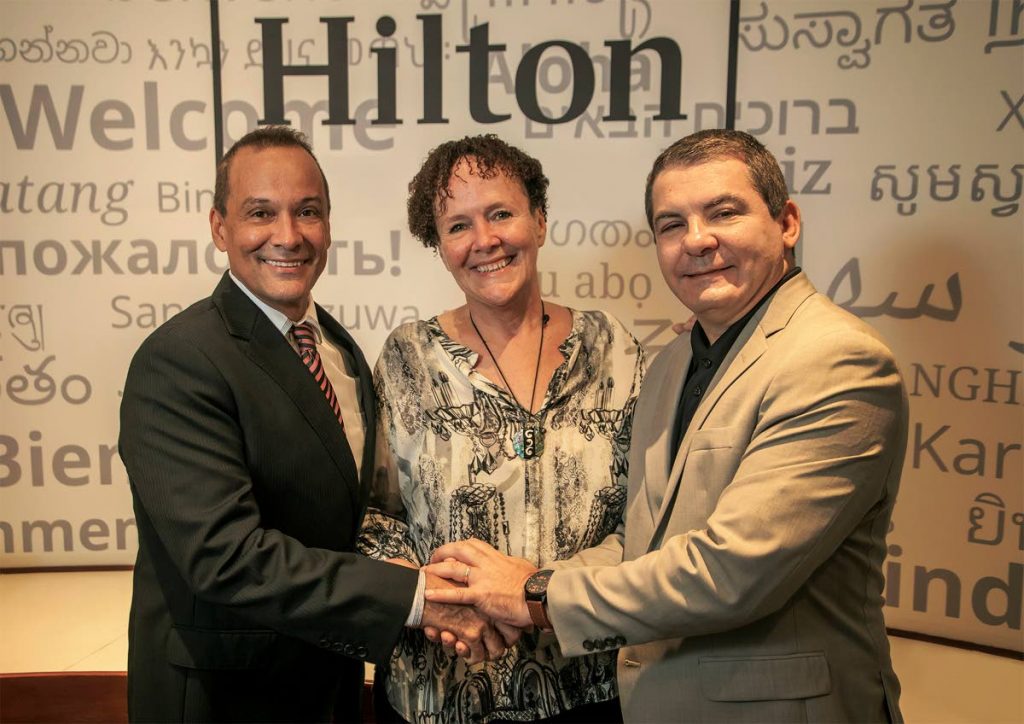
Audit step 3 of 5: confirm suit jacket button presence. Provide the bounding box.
[604,637,618,649]
[330,642,344,652]
[616,636,626,646]
[342,643,355,656]
[318,637,331,649]
[356,646,368,659]
[583,640,595,651]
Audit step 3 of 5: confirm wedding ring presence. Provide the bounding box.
[464,566,471,583]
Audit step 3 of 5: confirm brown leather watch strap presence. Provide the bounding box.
[527,599,553,632]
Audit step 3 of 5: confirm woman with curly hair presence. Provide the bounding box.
[359,135,644,723]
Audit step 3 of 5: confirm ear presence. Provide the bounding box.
[210,208,228,252]
[534,208,547,249]
[778,199,801,254]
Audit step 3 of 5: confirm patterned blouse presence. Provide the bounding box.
[359,309,645,724]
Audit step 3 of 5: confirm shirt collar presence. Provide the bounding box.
[227,271,322,341]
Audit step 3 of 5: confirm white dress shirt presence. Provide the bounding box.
[228,273,365,471]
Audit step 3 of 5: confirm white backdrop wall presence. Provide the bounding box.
[1,0,1020,655]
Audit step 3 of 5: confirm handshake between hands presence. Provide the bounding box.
[390,538,542,665]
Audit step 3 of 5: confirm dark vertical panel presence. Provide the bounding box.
[725,0,740,129]
[210,0,224,164]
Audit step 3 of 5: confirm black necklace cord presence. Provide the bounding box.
[469,301,546,416]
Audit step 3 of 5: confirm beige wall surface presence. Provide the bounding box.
[1,0,1021,654]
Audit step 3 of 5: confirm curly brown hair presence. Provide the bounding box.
[407,134,549,249]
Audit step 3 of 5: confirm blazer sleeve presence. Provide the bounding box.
[120,327,418,665]
[547,326,908,655]
[548,523,626,572]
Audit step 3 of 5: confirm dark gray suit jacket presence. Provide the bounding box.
[119,274,417,722]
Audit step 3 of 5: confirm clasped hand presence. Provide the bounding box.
[387,552,516,666]
[426,537,540,634]
[393,539,541,664]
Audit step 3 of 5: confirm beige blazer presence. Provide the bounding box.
[548,273,908,723]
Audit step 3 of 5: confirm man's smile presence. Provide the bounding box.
[261,258,307,269]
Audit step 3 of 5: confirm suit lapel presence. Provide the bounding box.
[645,272,818,550]
[213,275,362,502]
[640,335,692,525]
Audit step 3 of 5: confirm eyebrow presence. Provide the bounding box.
[703,194,745,211]
[436,210,467,226]
[239,196,324,208]
[653,210,683,225]
[438,201,510,224]
[653,194,746,225]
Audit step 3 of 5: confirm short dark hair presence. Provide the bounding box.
[644,129,788,230]
[407,134,549,249]
[213,125,330,215]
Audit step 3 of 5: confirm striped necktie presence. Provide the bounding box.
[291,322,345,429]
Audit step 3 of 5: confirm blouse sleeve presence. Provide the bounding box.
[356,336,422,566]
[610,311,647,486]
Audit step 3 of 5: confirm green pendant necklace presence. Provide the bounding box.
[469,302,547,459]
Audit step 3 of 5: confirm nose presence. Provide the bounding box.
[681,217,717,256]
[470,219,501,252]
[272,213,303,248]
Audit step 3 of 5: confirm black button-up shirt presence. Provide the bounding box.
[670,268,802,460]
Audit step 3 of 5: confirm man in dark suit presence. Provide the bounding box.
[119,126,502,723]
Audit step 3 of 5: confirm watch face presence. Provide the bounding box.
[525,569,553,599]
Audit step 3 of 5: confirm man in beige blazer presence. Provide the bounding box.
[426,129,908,723]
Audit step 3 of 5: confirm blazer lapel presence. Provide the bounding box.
[213,275,362,501]
[645,272,818,550]
[640,335,693,524]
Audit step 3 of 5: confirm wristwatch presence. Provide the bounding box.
[524,569,555,632]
